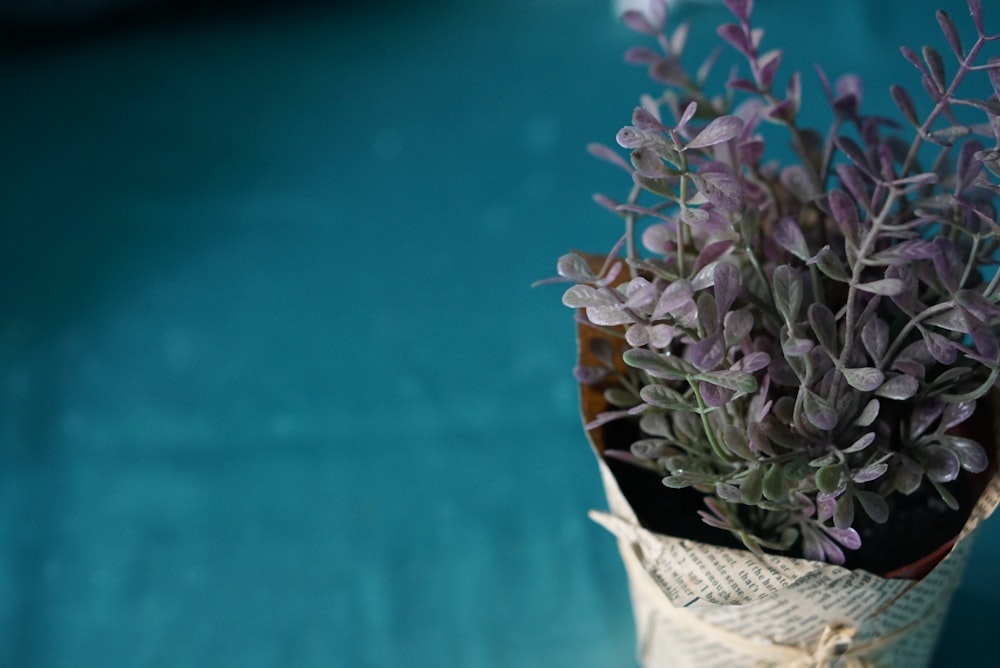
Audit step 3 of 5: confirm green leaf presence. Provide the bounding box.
[604,387,637,407]
[854,399,880,427]
[813,245,850,282]
[834,492,855,529]
[773,265,803,325]
[623,348,693,380]
[696,369,758,393]
[815,464,842,494]
[741,466,764,505]
[723,425,754,460]
[639,384,695,411]
[762,464,786,501]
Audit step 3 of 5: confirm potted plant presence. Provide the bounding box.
[539,1,1000,665]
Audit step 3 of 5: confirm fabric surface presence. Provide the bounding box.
[0,1,997,666]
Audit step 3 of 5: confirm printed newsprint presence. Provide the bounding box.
[587,416,1000,668]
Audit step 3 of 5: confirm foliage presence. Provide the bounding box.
[542,0,1000,564]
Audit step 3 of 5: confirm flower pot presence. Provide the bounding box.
[578,322,1000,668]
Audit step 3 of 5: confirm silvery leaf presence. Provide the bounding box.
[557,254,596,282]
[585,304,634,326]
[842,367,885,392]
[875,374,919,400]
[562,285,614,308]
[685,115,744,150]
[854,399,880,427]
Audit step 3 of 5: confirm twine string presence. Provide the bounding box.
[622,542,922,667]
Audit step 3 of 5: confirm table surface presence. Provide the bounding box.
[1,0,997,665]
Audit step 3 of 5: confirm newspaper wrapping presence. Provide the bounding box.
[578,328,1000,668]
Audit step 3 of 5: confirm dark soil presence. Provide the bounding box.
[601,406,992,576]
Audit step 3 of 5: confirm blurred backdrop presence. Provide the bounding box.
[0,0,998,666]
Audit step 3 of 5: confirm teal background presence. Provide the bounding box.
[0,1,996,665]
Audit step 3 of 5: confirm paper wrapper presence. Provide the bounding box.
[578,325,1000,668]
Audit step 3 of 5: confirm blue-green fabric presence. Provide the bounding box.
[0,1,996,666]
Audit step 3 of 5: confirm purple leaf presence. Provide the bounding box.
[632,107,668,133]
[942,436,989,473]
[900,46,929,79]
[653,279,694,318]
[650,58,687,86]
[739,139,765,165]
[713,262,742,315]
[756,49,782,90]
[694,239,734,274]
[573,365,608,385]
[824,525,861,550]
[835,163,872,212]
[724,0,753,23]
[890,85,919,127]
[835,136,877,180]
[765,99,797,123]
[690,168,745,212]
[620,10,659,36]
[955,288,1000,320]
[922,330,958,365]
[774,216,810,260]
[936,11,963,58]
[624,46,660,64]
[701,382,735,407]
[942,401,976,430]
[827,189,860,241]
[737,351,770,374]
[724,309,754,345]
[922,46,947,93]
[803,390,838,430]
[689,333,725,371]
[587,143,632,173]
[969,0,984,35]
[727,77,760,94]
[910,400,946,439]
[685,115,745,150]
[924,445,961,482]
[717,23,752,58]
[966,312,999,360]
[862,317,889,362]
[956,140,985,194]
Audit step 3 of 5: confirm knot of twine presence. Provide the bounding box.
[623,543,909,668]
